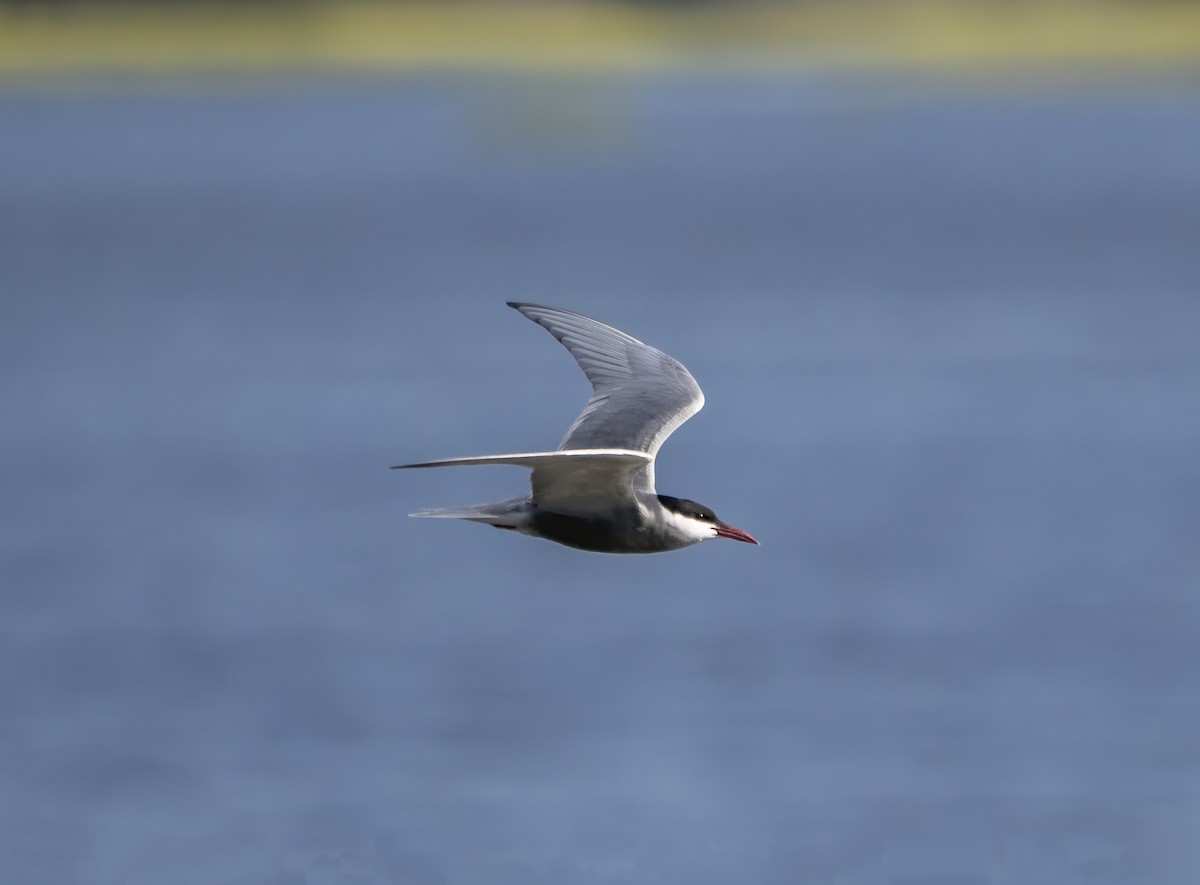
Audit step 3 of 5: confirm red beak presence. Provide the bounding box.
[715,523,758,545]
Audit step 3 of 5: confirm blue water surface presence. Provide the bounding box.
[3,71,1199,884]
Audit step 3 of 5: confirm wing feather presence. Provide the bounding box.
[507,303,704,492]
[393,448,652,512]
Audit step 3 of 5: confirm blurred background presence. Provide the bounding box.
[3,1,1199,883]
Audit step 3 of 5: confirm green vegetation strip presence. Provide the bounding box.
[3,1,1200,76]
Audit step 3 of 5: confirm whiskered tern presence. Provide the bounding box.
[394,303,757,553]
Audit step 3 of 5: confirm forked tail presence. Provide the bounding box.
[408,497,531,529]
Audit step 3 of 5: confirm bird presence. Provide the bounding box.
[393,302,757,554]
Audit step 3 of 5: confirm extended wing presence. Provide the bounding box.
[508,303,704,491]
[394,448,652,513]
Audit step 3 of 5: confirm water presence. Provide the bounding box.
[3,72,1199,884]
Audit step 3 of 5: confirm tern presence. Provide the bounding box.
[393,303,757,553]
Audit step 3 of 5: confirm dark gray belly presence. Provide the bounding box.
[530,508,665,554]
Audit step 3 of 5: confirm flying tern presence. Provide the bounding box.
[394,302,757,553]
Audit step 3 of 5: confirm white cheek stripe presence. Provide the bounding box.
[659,508,717,543]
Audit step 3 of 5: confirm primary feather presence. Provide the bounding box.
[507,302,704,490]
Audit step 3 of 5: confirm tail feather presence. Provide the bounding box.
[409,505,502,520]
[408,497,531,529]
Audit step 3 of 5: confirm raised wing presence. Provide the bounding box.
[393,448,652,513]
[507,303,705,476]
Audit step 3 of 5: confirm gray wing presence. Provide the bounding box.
[508,303,705,473]
[393,448,652,512]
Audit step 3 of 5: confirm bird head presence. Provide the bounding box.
[656,495,758,545]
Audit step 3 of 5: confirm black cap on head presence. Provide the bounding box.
[657,494,717,523]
